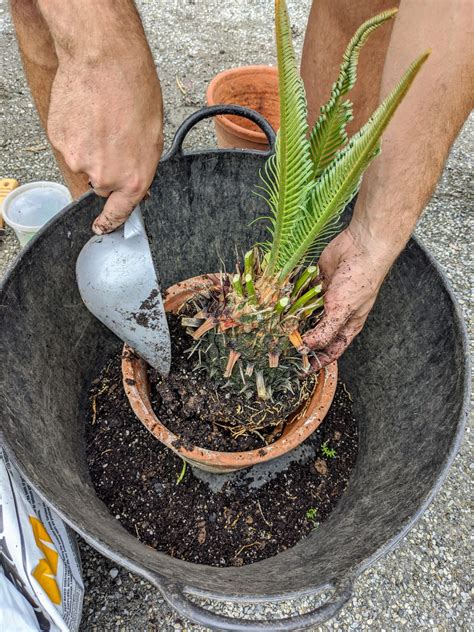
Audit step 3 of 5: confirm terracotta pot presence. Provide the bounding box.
[122,275,337,473]
[206,65,279,150]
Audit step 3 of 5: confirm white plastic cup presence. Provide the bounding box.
[2,181,72,246]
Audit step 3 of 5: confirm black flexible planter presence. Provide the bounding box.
[0,106,469,631]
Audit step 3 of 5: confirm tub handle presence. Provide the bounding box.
[154,578,353,631]
[165,104,276,158]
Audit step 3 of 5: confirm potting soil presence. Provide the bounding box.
[85,354,358,567]
[146,315,317,452]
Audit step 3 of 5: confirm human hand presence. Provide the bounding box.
[47,46,163,234]
[303,226,394,369]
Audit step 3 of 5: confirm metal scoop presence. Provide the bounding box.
[76,207,171,376]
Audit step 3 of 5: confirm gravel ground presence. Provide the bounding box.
[1,0,472,630]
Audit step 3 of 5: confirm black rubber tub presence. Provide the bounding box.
[0,107,469,631]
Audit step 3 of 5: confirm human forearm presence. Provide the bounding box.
[350,0,473,266]
[303,0,472,367]
[35,0,164,233]
[11,0,89,196]
[36,0,151,65]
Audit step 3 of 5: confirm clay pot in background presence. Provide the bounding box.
[206,65,279,150]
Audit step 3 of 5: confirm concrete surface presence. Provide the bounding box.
[0,0,472,630]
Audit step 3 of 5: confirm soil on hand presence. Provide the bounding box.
[85,354,358,567]
[147,315,316,452]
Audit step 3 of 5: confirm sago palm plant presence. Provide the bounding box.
[180,1,428,435]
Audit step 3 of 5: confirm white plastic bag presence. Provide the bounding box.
[0,449,83,631]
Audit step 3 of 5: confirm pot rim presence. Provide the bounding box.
[122,274,337,471]
[206,65,279,144]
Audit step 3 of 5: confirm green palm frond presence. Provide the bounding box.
[261,0,313,276]
[309,99,352,180]
[277,51,430,280]
[309,9,397,180]
[183,3,430,407]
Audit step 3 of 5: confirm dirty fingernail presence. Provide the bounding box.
[92,221,105,235]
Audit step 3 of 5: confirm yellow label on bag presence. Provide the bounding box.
[29,516,62,605]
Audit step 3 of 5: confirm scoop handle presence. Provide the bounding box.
[123,206,145,240]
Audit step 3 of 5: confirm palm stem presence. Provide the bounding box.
[292,265,318,296]
[288,285,322,314]
[245,273,257,303]
[232,273,244,297]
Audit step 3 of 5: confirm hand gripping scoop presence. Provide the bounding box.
[76,207,171,376]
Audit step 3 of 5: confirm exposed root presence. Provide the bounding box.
[257,500,273,527]
[91,384,109,425]
[197,373,315,443]
[233,541,262,558]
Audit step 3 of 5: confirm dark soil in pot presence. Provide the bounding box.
[85,354,358,567]
[146,315,317,452]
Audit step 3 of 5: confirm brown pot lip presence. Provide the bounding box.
[122,274,337,470]
[206,65,279,144]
